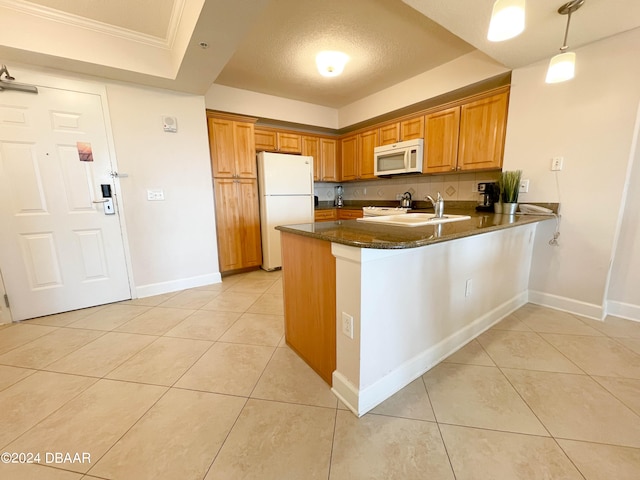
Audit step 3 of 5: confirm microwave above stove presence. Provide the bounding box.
[374,138,423,176]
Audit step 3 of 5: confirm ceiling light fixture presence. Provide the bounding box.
[546,0,585,84]
[487,0,525,42]
[315,51,349,77]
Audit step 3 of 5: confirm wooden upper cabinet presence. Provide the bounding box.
[254,129,277,151]
[424,106,460,174]
[277,132,302,153]
[379,123,400,146]
[320,138,338,182]
[458,91,508,171]
[302,136,321,180]
[255,128,302,153]
[208,116,256,178]
[340,135,358,181]
[401,116,425,141]
[358,129,378,179]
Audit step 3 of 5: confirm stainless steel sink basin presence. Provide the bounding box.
[357,213,471,227]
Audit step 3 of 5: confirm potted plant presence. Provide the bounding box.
[499,170,522,215]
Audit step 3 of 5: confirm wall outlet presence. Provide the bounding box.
[465,279,472,297]
[395,193,403,200]
[551,157,564,171]
[147,189,165,201]
[341,312,354,339]
[519,179,529,193]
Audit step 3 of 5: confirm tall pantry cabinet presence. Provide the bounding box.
[207,112,262,273]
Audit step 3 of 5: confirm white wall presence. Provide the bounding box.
[105,83,220,296]
[503,28,640,319]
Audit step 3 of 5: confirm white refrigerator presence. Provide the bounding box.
[257,152,314,271]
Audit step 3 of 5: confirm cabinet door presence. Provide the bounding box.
[277,133,302,154]
[359,129,378,179]
[424,107,460,174]
[458,92,508,171]
[379,123,400,146]
[208,118,236,178]
[337,209,363,220]
[302,136,321,181]
[401,116,424,141]
[214,178,242,271]
[320,138,338,181]
[254,129,277,152]
[234,122,257,178]
[314,209,337,222]
[341,135,358,181]
[237,178,262,268]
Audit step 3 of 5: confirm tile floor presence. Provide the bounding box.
[1,269,640,479]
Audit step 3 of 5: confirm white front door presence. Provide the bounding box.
[0,86,131,321]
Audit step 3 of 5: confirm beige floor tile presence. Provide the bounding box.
[503,368,640,447]
[0,463,84,479]
[119,292,178,307]
[423,363,547,435]
[246,293,284,315]
[0,328,103,369]
[443,339,495,366]
[218,312,283,346]
[330,411,453,480]
[205,399,334,480]
[158,289,220,309]
[0,371,96,447]
[200,291,261,313]
[115,306,196,335]
[440,424,583,480]
[617,337,640,355]
[541,334,640,379]
[46,332,156,377]
[581,315,640,339]
[558,439,640,480]
[477,330,582,373]
[26,305,107,327]
[89,389,245,480]
[164,310,240,341]
[265,278,283,295]
[592,376,640,415]
[0,324,58,355]
[176,342,274,396]
[513,304,603,336]
[252,347,337,408]
[226,276,279,294]
[0,365,35,391]
[369,378,435,421]
[6,379,166,473]
[106,337,212,386]
[66,304,150,331]
[491,313,532,332]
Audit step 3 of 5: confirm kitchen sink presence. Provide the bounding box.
[357,213,471,227]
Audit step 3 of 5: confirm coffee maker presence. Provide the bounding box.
[476,182,499,211]
[334,185,344,207]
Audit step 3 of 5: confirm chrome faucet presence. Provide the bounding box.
[425,192,445,218]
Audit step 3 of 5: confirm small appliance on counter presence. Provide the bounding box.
[334,185,344,207]
[400,192,412,208]
[476,182,499,211]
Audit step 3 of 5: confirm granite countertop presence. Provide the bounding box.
[278,208,556,249]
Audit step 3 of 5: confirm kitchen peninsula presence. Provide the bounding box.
[277,211,554,416]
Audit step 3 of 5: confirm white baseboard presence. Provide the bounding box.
[527,290,605,321]
[134,273,222,298]
[334,291,528,417]
[606,301,640,322]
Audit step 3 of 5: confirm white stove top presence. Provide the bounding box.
[362,206,409,217]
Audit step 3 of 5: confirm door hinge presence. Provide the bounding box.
[3,294,9,308]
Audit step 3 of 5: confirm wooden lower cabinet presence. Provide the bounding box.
[337,209,363,220]
[281,232,336,385]
[314,209,337,222]
[213,178,262,272]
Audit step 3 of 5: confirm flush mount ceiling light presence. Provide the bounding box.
[487,0,526,42]
[315,51,349,77]
[546,0,585,84]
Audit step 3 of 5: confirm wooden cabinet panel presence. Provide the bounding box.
[254,129,277,152]
[458,92,508,171]
[255,129,302,154]
[424,107,460,174]
[401,116,425,141]
[320,138,338,181]
[281,232,336,385]
[277,132,302,153]
[237,179,262,267]
[302,136,321,181]
[341,135,358,181]
[379,123,400,146]
[314,209,337,222]
[358,129,378,179]
[209,117,256,178]
[337,209,363,220]
[234,122,257,177]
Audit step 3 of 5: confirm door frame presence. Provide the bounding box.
[0,64,136,307]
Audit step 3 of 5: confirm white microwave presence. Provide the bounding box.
[373,139,424,176]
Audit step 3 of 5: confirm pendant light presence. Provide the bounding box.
[487,0,526,42]
[545,0,585,84]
